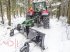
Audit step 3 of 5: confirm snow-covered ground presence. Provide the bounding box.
[0,15,70,52]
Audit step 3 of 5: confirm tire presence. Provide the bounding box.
[17,24,21,31]
[43,16,49,28]
[31,23,34,27]
[10,29,14,36]
[36,16,41,27]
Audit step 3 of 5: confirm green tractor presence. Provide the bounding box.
[10,1,48,50]
[26,1,49,28]
[10,1,49,36]
[33,1,47,27]
[33,1,49,28]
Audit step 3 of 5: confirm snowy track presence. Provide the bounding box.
[0,17,70,52]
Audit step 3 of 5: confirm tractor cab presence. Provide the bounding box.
[33,1,46,13]
[27,1,47,19]
[33,1,49,16]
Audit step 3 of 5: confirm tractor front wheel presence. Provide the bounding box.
[17,24,21,31]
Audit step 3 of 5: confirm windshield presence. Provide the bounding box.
[33,2,46,12]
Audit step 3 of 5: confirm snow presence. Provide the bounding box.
[51,2,61,7]
[0,15,70,52]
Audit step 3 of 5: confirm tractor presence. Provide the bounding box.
[10,1,47,50]
[10,1,49,36]
[26,1,50,28]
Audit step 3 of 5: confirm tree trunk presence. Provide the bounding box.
[60,0,65,16]
[13,11,16,18]
[11,0,16,18]
[67,0,70,24]
[20,7,22,17]
[7,0,11,26]
[0,0,4,24]
[56,5,61,20]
